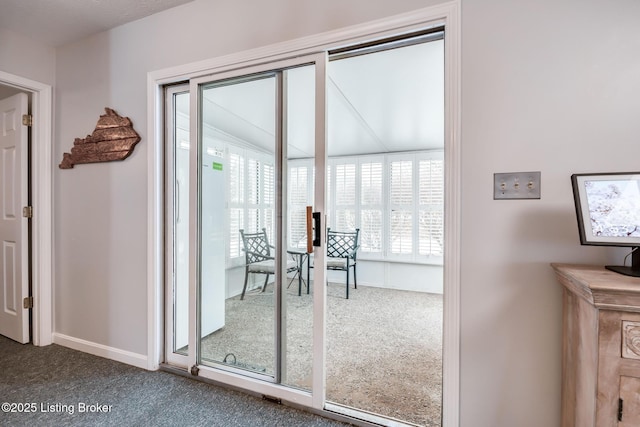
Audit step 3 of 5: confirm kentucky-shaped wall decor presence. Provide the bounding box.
[59,108,141,169]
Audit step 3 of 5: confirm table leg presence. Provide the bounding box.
[298,253,303,296]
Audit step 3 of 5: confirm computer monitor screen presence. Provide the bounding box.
[572,172,640,246]
[572,172,640,277]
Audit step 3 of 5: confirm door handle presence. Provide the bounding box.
[306,206,312,253]
[312,212,321,247]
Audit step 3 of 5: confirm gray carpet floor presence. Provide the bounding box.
[0,285,442,426]
[0,335,349,427]
[200,283,443,426]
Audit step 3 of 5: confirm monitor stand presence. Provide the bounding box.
[606,247,640,278]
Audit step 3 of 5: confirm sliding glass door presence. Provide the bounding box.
[324,34,445,426]
[165,54,327,396]
[197,73,278,379]
[164,29,446,427]
[165,85,190,367]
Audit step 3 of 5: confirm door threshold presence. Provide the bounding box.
[325,402,422,427]
[159,363,384,426]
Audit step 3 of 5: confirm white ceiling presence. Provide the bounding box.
[200,39,445,158]
[0,0,193,47]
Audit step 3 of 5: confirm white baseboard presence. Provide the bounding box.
[53,333,149,370]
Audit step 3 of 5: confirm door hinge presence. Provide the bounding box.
[23,296,33,309]
[22,114,33,127]
[618,397,624,422]
[22,206,33,218]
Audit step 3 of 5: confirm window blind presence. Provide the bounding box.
[360,161,383,253]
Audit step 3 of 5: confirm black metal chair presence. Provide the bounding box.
[239,228,297,300]
[326,228,360,299]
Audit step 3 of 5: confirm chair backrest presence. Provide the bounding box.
[326,228,359,259]
[239,228,271,264]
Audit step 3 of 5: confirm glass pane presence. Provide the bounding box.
[173,91,190,355]
[419,209,444,256]
[390,210,413,254]
[360,161,383,254]
[390,160,413,205]
[288,165,309,249]
[283,64,315,390]
[419,158,444,257]
[335,209,355,230]
[419,159,444,205]
[199,75,277,378]
[325,37,444,427]
[335,164,355,206]
[360,209,382,253]
[361,162,382,205]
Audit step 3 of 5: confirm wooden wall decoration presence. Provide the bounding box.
[59,108,141,169]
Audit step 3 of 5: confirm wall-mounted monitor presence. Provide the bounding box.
[571,172,640,277]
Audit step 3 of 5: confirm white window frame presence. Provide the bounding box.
[387,150,444,264]
[330,157,357,232]
[290,150,444,265]
[388,155,415,259]
[226,146,245,265]
[417,152,445,260]
[359,156,385,258]
[225,143,275,268]
[287,158,314,249]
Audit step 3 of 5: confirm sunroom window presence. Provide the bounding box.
[286,150,443,264]
[226,145,275,265]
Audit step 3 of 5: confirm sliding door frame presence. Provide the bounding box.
[164,84,190,368]
[148,3,460,425]
[185,56,326,396]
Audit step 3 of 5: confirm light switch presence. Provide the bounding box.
[494,171,541,200]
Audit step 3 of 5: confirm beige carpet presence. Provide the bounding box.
[200,282,443,426]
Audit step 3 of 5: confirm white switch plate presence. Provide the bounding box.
[494,171,541,199]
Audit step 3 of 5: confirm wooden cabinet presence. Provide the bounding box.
[619,377,640,427]
[552,264,640,427]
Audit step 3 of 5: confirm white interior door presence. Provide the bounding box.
[0,93,29,344]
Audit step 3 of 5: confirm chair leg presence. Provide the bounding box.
[241,269,249,300]
[346,268,350,299]
[353,264,357,289]
[262,274,270,292]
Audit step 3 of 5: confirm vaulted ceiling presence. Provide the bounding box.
[199,38,445,158]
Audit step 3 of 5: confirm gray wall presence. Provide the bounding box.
[461,0,640,425]
[53,0,442,359]
[46,0,640,426]
[0,28,56,86]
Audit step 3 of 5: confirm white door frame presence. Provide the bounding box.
[0,71,54,346]
[147,2,460,425]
